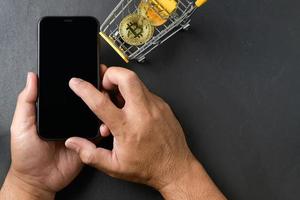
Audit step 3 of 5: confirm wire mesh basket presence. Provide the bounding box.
[100,0,207,63]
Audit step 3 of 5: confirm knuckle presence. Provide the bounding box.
[105,67,114,75]
[17,90,25,102]
[142,111,155,125]
[157,99,171,112]
[152,110,162,121]
[163,101,172,111]
[156,100,165,111]
[153,95,169,111]
[124,71,138,83]
[158,99,171,111]
[77,82,97,99]
[91,96,108,111]
[81,151,95,165]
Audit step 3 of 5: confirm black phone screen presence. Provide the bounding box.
[38,17,100,140]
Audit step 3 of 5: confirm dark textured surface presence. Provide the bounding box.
[1,0,300,199]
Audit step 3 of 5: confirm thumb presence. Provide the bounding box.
[65,137,116,173]
[11,72,38,132]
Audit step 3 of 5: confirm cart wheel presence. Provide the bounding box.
[182,23,191,31]
[137,57,146,63]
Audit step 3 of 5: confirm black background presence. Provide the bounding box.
[0,0,300,199]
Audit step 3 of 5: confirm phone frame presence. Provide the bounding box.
[37,16,101,141]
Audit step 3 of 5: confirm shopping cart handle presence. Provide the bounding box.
[195,0,207,7]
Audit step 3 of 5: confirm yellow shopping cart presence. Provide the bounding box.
[100,0,207,63]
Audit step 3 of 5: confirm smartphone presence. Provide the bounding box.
[38,16,100,140]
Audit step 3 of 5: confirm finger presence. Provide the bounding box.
[100,64,108,79]
[102,67,147,104]
[100,123,110,137]
[11,72,38,131]
[65,137,116,173]
[69,78,123,132]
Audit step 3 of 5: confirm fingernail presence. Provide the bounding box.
[70,77,83,85]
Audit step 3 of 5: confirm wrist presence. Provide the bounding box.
[158,157,226,200]
[0,169,55,200]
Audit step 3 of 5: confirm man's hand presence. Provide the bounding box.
[65,66,226,199]
[0,73,82,200]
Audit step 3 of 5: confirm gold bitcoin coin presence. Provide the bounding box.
[119,14,154,46]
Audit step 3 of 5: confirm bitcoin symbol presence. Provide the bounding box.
[126,22,143,39]
[119,14,154,46]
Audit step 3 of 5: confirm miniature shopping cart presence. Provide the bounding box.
[100,0,207,63]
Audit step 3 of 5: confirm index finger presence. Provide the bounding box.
[69,77,124,133]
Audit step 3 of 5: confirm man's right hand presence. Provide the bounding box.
[65,66,226,199]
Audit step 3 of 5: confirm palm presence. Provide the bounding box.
[10,73,83,192]
[11,124,82,192]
